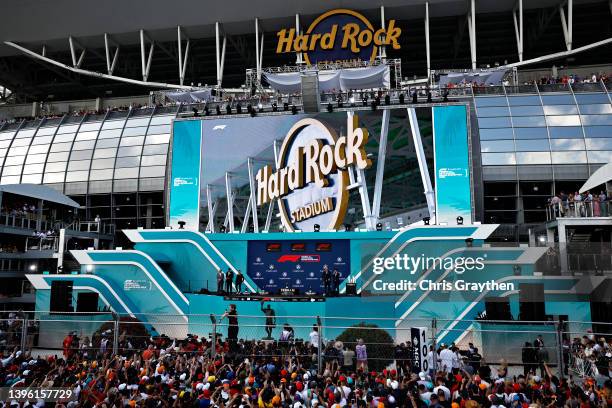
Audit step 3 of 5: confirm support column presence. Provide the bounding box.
[408,108,436,222]
[425,2,431,78]
[560,0,573,51]
[225,172,234,232]
[255,18,262,82]
[558,222,569,274]
[379,6,387,59]
[371,109,390,220]
[468,0,477,70]
[295,14,303,64]
[206,184,216,232]
[247,158,259,232]
[513,0,524,61]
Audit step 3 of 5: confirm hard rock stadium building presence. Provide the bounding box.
[0,0,611,369]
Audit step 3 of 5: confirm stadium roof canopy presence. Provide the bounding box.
[0,0,610,100]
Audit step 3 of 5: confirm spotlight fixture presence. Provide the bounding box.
[376,222,383,231]
[465,237,474,247]
[248,225,254,233]
[314,224,320,232]
[219,225,227,233]
[344,224,353,232]
[327,103,333,113]
[456,216,464,225]
[423,217,430,225]
[178,220,186,229]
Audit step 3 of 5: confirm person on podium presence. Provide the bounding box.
[260,301,276,339]
[322,265,331,295]
[332,268,341,296]
[225,268,234,295]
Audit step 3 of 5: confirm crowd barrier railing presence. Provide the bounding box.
[2,311,609,379]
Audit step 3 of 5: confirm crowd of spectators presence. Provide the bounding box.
[548,191,611,218]
[0,321,609,408]
[536,73,610,86]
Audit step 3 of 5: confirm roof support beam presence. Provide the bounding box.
[255,18,264,82]
[140,30,155,82]
[295,14,303,64]
[215,22,227,88]
[104,33,120,75]
[177,26,190,86]
[425,2,431,78]
[513,0,524,61]
[4,40,193,90]
[68,36,86,68]
[559,0,573,51]
[379,6,387,59]
[467,0,477,70]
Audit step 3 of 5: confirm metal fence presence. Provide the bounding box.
[1,311,609,379]
[546,201,611,221]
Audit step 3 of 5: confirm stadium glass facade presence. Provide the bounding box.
[472,84,612,231]
[0,85,610,235]
[0,106,179,229]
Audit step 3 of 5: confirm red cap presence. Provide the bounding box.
[339,376,347,382]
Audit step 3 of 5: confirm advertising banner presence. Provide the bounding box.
[247,239,350,294]
[432,105,472,225]
[168,120,202,230]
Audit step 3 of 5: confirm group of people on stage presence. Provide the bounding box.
[321,265,343,296]
[216,268,245,295]
[215,265,345,297]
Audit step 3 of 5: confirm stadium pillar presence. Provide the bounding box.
[559,0,573,51]
[295,14,303,64]
[215,22,227,88]
[513,0,524,61]
[425,2,431,78]
[407,108,436,222]
[372,109,390,221]
[468,0,477,70]
[247,158,259,233]
[225,172,235,232]
[379,6,387,59]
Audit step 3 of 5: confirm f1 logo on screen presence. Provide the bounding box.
[276,9,402,64]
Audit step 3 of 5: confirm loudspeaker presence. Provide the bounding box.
[76,292,99,313]
[345,283,357,296]
[300,71,321,113]
[484,297,512,320]
[519,283,545,321]
[50,281,73,312]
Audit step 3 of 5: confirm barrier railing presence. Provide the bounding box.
[546,201,611,221]
[1,311,609,379]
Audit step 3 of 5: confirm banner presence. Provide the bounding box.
[247,239,350,294]
[433,105,472,225]
[168,120,202,230]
